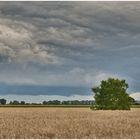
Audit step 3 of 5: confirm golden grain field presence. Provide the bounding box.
[0,108,140,139]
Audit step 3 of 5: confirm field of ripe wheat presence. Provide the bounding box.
[0,108,140,139]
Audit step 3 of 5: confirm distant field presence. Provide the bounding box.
[0,108,140,138]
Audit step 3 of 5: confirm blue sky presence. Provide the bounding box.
[0,2,140,102]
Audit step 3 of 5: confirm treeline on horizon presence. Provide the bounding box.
[0,98,140,105]
[0,98,95,105]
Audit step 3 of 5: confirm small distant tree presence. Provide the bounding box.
[0,98,6,105]
[92,78,134,110]
[42,101,47,105]
[12,100,19,105]
[9,101,13,105]
[62,101,69,105]
[128,96,136,105]
[20,101,25,105]
[53,100,61,105]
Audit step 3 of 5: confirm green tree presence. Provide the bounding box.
[0,98,6,105]
[42,101,47,105]
[92,78,134,110]
[20,101,25,105]
[9,101,13,105]
[12,100,19,105]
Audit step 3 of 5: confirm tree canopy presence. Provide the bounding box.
[0,98,6,105]
[92,78,134,110]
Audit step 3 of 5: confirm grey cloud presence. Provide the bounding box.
[0,2,140,95]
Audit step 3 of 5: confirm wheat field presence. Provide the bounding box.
[0,108,140,139]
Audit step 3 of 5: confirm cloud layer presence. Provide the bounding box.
[0,2,140,96]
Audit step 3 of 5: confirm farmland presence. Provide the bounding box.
[0,108,140,138]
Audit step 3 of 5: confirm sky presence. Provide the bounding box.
[0,2,140,102]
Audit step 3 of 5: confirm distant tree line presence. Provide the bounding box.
[42,100,94,105]
[6,100,140,105]
[9,100,26,105]
[0,98,139,106]
[0,99,95,105]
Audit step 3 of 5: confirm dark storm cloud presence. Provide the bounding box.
[0,2,140,95]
